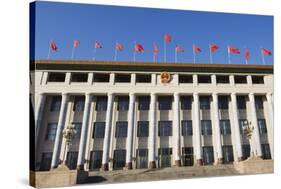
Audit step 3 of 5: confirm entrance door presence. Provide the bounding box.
[222,145,234,164]
[113,149,126,170]
[40,152,53,171]
[202,146,214,165]
[136,149,148,169]
[158,148,172,168]
[89,150,103,170]
[66,151,78,170]
[182,147,194,166]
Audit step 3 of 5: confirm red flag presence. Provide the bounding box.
[73,40,79,48]
[228,46,240,54]
[95,41,102,49]
[134,43,144,52]
[50,40,58,51]
[115,42,123,51]
[153,43,158,57]
[175,45,184,53]
[245,48,250,60]
[210,44,219,52]
[164,34,172,42]
[261,48,272,56]
[193,45,202,53]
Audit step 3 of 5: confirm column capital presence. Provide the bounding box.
[249,92,254,96]
[107,92,114,96]
[174,92,180,97]
[231,92,236,96]
[193,92,199,96]
[212,92,218,96]
[129,92,136,97]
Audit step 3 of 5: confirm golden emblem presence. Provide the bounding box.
[160,72,171,83]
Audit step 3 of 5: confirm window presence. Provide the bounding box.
[158,121,172,136]
[96,96,107,111]
[258,119,267,134]
[237,96,246,109]
[158,148,172,168]
[115,74,131,83]
[255,96,264,109]
[252,76,264,84]
[66,151,78,170]
[158,96,172,110]
[220,120,231,135]
[40,152,53,171]
[222,145,234,163]
[73,122,82,139]
[115,122,128,138]
[239,119,247,134]
[93,73,110,82]
[182,147,194,166]
[200,96,210,110]
[201,120,212,135]
[137,121,149,137]
[136,74,151,83]
[218,96,229,109]
[216,75,229,84]
[92,122,105,138]
[181,96,192,110]
[182,120,193,136]
[47,72,66,82]
[45,123,57,141]
[50,96,61,112]
[136,149,148,169]
[198,75,211,83]
[202,146,214,165]
[89,151,103,170]
[73,96,85,112]
[179,75,193,83]
[242,144,250,160]
[117,96,129,111]
[113,149,126,169]
[138,96,150,110]
[261,144,271,159]
[234,75,247,84]
[71,73,88,82]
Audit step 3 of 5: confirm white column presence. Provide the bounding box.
[266,93,274,158]
[173,93,181,166]
[231,93,243,160]
[247,75,252,87]
[77,93,92,170]
[51,93,69,169]
[148,93,156,168]
[249,93,262,157]
[101,93,114,170]
[35,93,46,142]
[212,93,223,163]
[125,93,136,169]
[193,93,202,165]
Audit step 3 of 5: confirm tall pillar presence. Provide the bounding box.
[212,93,223,164]
[125,93,136,169]
[231,93,243,161]
[51,93,69,169]
[249,93,262,157]
[193,93,202,165]
[35,93,46,143]
[266,93,274,158]
[148,93,156,168]
[77,93,92,170]
[101,93,114,171]
[173,93,181,166]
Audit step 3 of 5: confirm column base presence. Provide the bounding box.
[196,159,203,166]
[217,158,223,164]
[125,162,133,170]
[101,163,109,171]
[237,157,243,162]
[76,164,84,170]
[149,161,156,169]
[175,160,181,167]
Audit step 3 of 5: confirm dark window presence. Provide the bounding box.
[200,96,210,110]
[136,74,151,83]
[182,120,193,136]
[220,120,231,135]
[252,76,264,84]
[89,151,103,170]
[47,72,66,82]
[201,120,212,135]
[96,96,107,111]
[222,145,234,164]
[158,96,172,110]
[258,119,267,134]
[237,96,246,109]
[117,96,129,111]
[92,122,105,138]
[182,147,194,166]
[137,121,149,137]
[115,74,131,83]
[203,146,214,165]
[158,121,172,136]
[73,122,82,139]
[66,152,78,170]
[93,73,110,82]
[255,96,264,109]
[198,75,211,83]
[138,96,150,110]
[242,144,250,160]
[158,148,172,168]
[50,96,61,112]
[234,75,247,84]
[136,149,148,169]
[73,96,85,112]
[113,149,126,169]
[261,144,271,159]
[217,75,229,84]
[181,96,192,110]
[179,75,193,83]
[71,73,88,82]
[45,123,57,141]
[218,96,229,109]
[239,119,247,134]
[40,152,53,171]
[115,122,128,138]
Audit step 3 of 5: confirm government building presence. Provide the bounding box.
[30,60,273,177]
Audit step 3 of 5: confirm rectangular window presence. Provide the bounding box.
[137,121,149,137]
[181,120,193,136]
[115,74,131,83]
[92,122,105,138]
[200,96,210,110]
[234,75,247,84]
[47,72,66,82]
[115,121,128,138]
[113,149,126,169]
[258,119,267,134]
[181,96,192,110]
[198,75,211,83]
[242,144,250,160]
[218,96,229,109]
[66,151,78,170]
[73,96,85,112]
[158,96,172,110]
[158,148,172,168]
[45,123,57,141]
[216,75,230,84]
[201,120,212,135]
[220,120,231,135]
[158,121,172,136]
[237,96,246,109]
[40,152,53,171]
[222,145,234,164]
[138,96,150,110]
[203,146,214,165]
[182,147,194,166]
[95,96,107,111]
[136,74,151,83]
[255,96,264,109]
[93,73,110,82]
[117,96,129,111]
[71,73,88,82]
[252,76,264,84]
[50,96,61,112]
[73,122,82,139]
[261,144,271,160]
[179,75,193,83]
[136,149,148,169]
[89,151,103,170]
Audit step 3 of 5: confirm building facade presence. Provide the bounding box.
[31,60,273,172]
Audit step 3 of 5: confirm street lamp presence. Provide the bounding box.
[61,124,76,167]
[242,120,255,157]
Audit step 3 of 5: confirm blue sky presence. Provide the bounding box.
[33,1,273,65]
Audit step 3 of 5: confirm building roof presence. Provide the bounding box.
[31,60,273,74]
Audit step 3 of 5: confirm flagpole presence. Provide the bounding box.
[92,46,97,61]
[227,46,231,64]
[133,41,136,62]
[47,40,51,59]
[175,48,177,63]
[164,39,166,63]
[192,45,196,64]
[71,46,75,60]
[261,50,265,65]
[209,45,213,64]
[114,41,117,61]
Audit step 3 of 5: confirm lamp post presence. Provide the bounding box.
[242,120,255,158]
[61,124,76,167]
